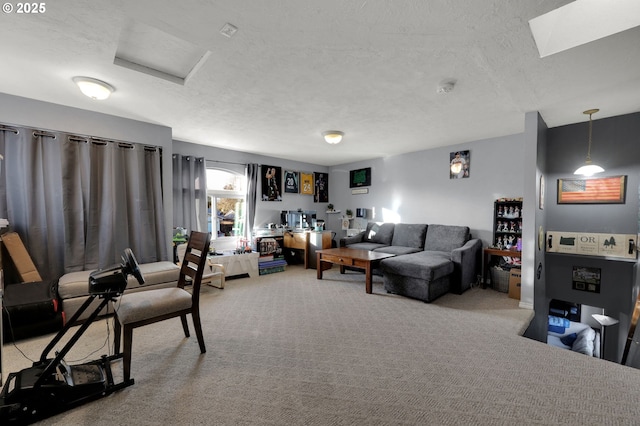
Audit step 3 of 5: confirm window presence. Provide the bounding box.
[206,169,246,240]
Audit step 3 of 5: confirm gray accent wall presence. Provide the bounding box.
[544,111,640,363]
[523,112,549,338]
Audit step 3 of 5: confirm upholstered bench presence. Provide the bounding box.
[58,261,180,321]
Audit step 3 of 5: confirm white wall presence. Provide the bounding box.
[328,133,525,247]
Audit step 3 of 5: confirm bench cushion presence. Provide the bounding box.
[58,261,179,300]
[380,251,453,281]
[344,242,389,251]
[373,245,422,255]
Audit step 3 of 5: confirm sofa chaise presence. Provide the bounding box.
[340,222,482,302]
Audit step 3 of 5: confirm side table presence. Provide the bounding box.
[482,248,521,288]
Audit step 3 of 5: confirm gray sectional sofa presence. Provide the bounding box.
[340,222,482,302]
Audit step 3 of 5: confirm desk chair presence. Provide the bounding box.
[113,231,210,381]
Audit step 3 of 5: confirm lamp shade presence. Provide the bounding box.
[574,162,605,176]
[73,76,115,100]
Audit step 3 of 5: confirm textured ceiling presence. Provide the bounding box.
[0,0,639,166]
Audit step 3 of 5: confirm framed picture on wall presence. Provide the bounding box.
[539,175,545,209]
[450,150,470,179]
[284,170,299,193]
[314,172,329,203]
[261,165,282,201]
[557,175,626,204]
[349,167,371,188]
[300,172,314,195]
[572,266,601,293]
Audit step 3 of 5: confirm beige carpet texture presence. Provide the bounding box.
[3,265,640,425]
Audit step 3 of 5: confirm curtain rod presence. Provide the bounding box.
[33,130,57,139]
[208,159,248,166]
[0,125,19,134]
[0,121,160,151]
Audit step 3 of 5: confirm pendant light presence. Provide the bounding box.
[574,108,604,176]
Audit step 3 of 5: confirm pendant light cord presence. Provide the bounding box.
[586,112,593,162]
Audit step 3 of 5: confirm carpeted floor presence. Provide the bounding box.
[4,265,640,425]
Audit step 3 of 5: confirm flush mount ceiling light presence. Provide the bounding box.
[72,76,115,100]
[574,108,605,176]
[323,131,344,144]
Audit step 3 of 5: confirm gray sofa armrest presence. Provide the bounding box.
[340,231,365,247]
[450,238,482,294]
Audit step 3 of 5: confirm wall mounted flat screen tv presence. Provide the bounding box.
[350,167,371,188]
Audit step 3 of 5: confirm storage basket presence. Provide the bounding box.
[491,267,510,293]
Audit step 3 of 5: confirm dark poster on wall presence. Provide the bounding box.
[284,170,299,193]
[314,172,328,203]
[350,167,371,188]
[262,165,282,201]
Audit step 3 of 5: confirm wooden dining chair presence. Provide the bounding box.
[113,231,211,382]
[176,242,226,289]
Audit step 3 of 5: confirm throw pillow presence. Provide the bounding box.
[560,333,578,347]
[571,327,596,356]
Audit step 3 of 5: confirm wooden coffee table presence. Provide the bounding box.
[316,248,395,294]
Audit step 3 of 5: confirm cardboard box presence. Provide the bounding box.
[1,232,42,283]
[508,268,521,300]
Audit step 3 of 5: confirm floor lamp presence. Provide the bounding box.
[592,311,619,360]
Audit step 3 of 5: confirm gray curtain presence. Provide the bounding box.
[245,163,258,238]
[0,125,168,280]
[172,154,206,233]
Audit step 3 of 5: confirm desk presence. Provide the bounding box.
[284,231,332,269]
[483,248,521,287]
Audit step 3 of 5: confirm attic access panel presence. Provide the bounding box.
[114,20,210,85]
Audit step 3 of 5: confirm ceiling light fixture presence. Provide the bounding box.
[574,108,605,176]
[323,131,344,144]
[73,76,115,100]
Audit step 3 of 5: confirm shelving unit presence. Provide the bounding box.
[483,197,523,290]
[253,234,287,275]
[493,198,523,249]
